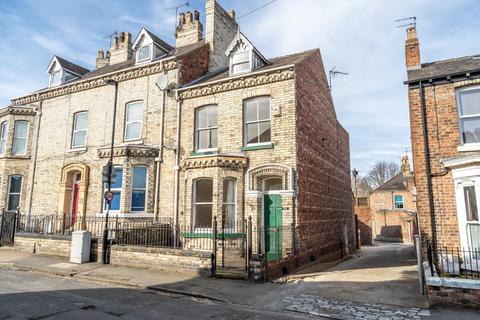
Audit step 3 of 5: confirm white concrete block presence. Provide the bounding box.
[70,230,91,264]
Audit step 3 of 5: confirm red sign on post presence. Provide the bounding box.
[104,191,113,202]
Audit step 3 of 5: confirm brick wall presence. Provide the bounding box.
[295,49,354,253]
[109,245,211,276]
[355,206,373,245]
[14,234,71,257]
[178,44,210,85]
[373,210,415,243]
[408,82,463,248]
[427,284,480,309]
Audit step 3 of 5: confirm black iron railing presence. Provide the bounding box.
[425,239,480,279]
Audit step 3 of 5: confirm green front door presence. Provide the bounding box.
[264,194,282,262]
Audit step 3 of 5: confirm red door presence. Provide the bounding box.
[72,184,80,225]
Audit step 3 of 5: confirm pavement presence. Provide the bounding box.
[1,242,479,319]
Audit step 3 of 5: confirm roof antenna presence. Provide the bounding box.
[395,16,416,28]
[328,66,348,91]
[103,31,118,48]
[165,1,190,37]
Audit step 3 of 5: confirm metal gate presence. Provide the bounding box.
[0,210,18,246]
[212,216,252,277]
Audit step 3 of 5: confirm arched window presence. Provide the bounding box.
[263,177,282,191]
[222,178,236,230]
[0,121,8,155]
[195,105,218,151]
[193,179,213,229]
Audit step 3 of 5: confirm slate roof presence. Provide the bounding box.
[144,29,174,51]
[187,49,318,86]
[374,173,408,191]
[407,54,480,83]
[55,56,90,76]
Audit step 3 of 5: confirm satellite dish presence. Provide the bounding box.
[155,74,169,91]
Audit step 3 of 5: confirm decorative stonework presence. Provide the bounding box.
[11,59,178,106]
[247,163,294,191]
[182,154,248,170]
[453,78,480,88]
[0,106,36,117]
[97,146,159,158]
[179,67,295,100]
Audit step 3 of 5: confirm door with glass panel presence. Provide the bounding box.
[461,185,480,267]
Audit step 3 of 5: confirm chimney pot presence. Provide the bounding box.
[179,12,185,26]
[106,51,111,59]
[227,10,236,20]
[97,49,104,59]
[120,32,125,43]
[194,10,200,21]
[186,11,193,23]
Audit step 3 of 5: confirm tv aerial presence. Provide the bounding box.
[395,16,416,29]
[328,66,348,91]
[165,1,190,36]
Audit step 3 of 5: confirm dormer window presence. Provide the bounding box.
[47,56,89,88]
[226,31,268,77]
[138,45,152,62]
[231,51,250,75]
[132,28,173,65]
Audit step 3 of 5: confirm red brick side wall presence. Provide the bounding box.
[295,50,355,254]
[408,83,462,248]
[427,284,480,309]
[355,206,373,245]
[178,44,210,85]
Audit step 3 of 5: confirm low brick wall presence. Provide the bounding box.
[15,233,71,257]
[424,263,480,309]
[109,245,212,276]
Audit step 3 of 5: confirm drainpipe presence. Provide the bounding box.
[26,95,43,224]
[419,81,437,247]
[173,90,182,237]
[153,89,166,222]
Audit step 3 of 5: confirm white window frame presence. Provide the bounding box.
[222,178,236,232]
[137,45,152,63]
[12,120,29,156]
[193,178,213,232]
[230,50,251,75]
[103,166,123,213]
[7,175,22,212]
[130,166,148,212]
[195,105,218,152]
[0,121,8,155]
[394,195,404,209]
[49,69,62,87]
[244,96,271,147]
[71,111,88,148]
[457,85,480,147]
[124,101,143,142]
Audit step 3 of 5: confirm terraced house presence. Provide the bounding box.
[3,0,353,278]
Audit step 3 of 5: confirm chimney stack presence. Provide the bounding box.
[109,31,133,65]
[176,10,203,48]
[405,26,421,70]
[96,49,110,69]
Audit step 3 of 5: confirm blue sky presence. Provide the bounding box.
[1,0,480,175]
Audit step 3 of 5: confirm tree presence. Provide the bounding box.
[363,160,400,190]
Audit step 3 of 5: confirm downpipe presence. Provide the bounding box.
[153,90,166,222]
[173,91,182,243]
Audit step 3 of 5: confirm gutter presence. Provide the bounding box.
[419,81,438,247]
[404,68,480,86]
[26,95,43,223]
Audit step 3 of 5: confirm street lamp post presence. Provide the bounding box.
[102,78,118,264]
[352,168,359,200]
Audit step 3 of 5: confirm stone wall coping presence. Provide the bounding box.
[16,232,71,241]
[111,245,211,259]
[423,262,480,290]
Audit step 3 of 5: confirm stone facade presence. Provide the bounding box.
[5,0,352,275]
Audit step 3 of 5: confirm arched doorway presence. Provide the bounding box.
[58,163,89,229]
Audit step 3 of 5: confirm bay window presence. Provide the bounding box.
[72,111,88,148]
[0,121,7,155]
[125,102,143,141]
[193,179,213,229]
[244,96,271,145]
[104,167,123,211]
[131,166,147,212]
[457,87,480,144]
[222,179,236,230]
[12,121,28,155]
[195,105,218,151]
[7,175,22,211]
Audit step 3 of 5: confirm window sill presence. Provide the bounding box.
[190,149,218,157]
[458,144,480,152]
[241,143,273,151]
[68,147,87,153]
[121,139,144,146]
[182,232,244,239]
